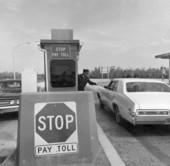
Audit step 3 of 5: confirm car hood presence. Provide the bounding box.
[127,92,170,109]
[0,92,20,99]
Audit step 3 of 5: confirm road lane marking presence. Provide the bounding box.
[97,124,126,166]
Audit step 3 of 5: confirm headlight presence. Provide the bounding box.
[10,100,15,105]
[10,99,19,105]
[16,100,19,104]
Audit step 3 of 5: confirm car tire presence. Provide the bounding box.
[97,93,104,109]
[114,106,123,125]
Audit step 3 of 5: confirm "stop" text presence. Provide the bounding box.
[37,115,74,131]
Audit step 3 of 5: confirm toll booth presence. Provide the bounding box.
[40,29,81,91]
[16,29,99,166]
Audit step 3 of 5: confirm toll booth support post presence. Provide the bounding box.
[155,53,170,84]
[38,46,48,91]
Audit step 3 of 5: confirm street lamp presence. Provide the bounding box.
[13,42,30,79]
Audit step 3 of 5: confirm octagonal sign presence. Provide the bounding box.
[34,101,78,156]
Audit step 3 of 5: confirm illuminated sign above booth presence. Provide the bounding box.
[51,45,70,59]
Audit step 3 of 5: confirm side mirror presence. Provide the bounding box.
[104,86,108,89]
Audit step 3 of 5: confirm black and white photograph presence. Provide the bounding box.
[1,0,170,166]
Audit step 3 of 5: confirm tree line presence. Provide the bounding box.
[0,72,45,82]
[0,67,168,80]
[89,67,168,79]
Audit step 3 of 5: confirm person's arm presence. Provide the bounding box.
[87,79,97,85]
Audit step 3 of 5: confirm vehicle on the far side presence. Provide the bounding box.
[0,79,21,114]
[97,78,170,125]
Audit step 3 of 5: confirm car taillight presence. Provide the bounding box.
[137,109,169,116]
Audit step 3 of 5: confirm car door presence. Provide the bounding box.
[104,81,119,111]
[99,81,113,107]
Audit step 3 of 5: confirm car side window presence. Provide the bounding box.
[105,81,114,90]
[110,81,119,91]
[108,81,115,90]
[107,81,113,87]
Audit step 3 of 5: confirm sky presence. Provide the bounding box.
[1,0,170,74]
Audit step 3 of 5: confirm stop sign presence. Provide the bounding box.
[35,102,76,143]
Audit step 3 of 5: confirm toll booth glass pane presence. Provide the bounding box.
[50,60,75,88]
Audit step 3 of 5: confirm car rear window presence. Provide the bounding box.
[126,82,170,92]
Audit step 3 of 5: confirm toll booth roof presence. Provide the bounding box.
[155,53,170,59]
[40,40,80,44]
[40,40,80,49]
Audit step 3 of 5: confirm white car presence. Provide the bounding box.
[97,78,170,125]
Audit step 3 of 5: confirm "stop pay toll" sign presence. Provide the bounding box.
[34,101,78,157]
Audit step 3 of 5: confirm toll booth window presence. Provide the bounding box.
[50,60,76,88]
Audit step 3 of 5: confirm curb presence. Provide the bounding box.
[97,124,126,166]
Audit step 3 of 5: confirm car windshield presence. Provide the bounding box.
[0,81,21,91]
[126,82,170,92]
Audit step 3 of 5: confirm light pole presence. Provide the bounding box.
[13,42,30,79]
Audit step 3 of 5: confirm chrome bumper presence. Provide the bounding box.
[134,116,170,125]
[0,106,19,114]
[132,109,170,125]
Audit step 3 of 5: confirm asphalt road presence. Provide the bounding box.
[96,103,170,166]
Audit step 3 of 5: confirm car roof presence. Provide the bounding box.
[110,78,166,83]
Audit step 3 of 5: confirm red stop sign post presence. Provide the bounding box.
[36,103,76,143]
